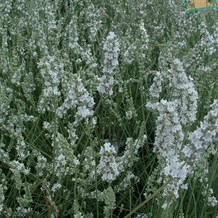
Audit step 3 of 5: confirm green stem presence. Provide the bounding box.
[124,179,171,218]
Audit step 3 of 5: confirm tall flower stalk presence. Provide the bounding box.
[98,31,120,96]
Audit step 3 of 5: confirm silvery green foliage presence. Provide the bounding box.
[0,0,218,216]
[0,170,7,214]
[83,2,103,43]
[103,186,116,217]
[0,185,4,213]
[0,83,13,126]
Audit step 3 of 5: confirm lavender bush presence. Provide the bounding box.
[0,0,218,217]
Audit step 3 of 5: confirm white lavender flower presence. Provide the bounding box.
[146,58,199,207]
[97,142,120,182]
[37,55,63,112]
[56,75,95,122]
[98,31,119,96]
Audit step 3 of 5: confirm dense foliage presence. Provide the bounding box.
[0,0,218,217]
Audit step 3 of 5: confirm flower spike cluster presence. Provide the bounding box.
[98,31,120,96]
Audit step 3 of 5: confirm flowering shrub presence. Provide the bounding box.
[0,0,218,217]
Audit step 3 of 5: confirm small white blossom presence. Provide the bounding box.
[97,143,120,182]
[98,31,119,96]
